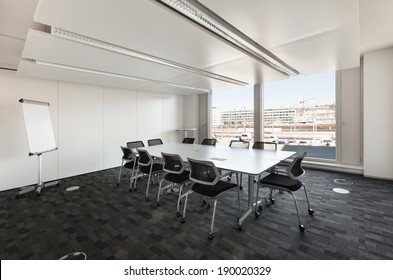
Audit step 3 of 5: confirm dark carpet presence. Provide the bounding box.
[1,167,393,260]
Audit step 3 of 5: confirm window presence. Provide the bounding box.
[212,85,254,147]
[264,72,336,160]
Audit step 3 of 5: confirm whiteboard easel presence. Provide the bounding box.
[17,99,58,197]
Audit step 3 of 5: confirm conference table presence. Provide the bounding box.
[143,142,295,227]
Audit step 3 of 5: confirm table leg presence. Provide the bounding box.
[237,174,255,226]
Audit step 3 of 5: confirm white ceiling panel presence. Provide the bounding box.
[21,29,245,91]
[2,0,392,95]
[271,23,360,75]
[199,0,359,48]
[0,35,25,69]
[22,29,193,81]
[170,57,287,87]
[33,0,246,69]
[17,59,147,89]
[17,59,204,95]
[199,0,360,73]
[137,83,207,95]
[359,0,393,54]
[0,0,42,40]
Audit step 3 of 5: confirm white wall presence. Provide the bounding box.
[58,82,104,178]
[363,47,393,179]
[0,70,185,191]
[103,87,137,168]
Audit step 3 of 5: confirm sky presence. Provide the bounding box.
[212,71,336,111]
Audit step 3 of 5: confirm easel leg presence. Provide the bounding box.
[15,154,59,198]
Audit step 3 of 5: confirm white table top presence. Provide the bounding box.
[142,143,295,176]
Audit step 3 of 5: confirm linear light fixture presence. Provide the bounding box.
[154,0,300,77]
[33,59,209,93]
[51,27,247,86]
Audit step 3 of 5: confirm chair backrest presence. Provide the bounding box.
[148,138,163,146]
[161,152,186,174]
[120,146,136,161]
[287,152,307,179]
[187,158,220,186]
[127,140,145,150]
[252,141,277,151]
[201,138,217,146]
[136,148,153,166]
[229,140,250,148]
[182,137,195,144]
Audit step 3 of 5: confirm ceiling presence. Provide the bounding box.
[1,0,393,95]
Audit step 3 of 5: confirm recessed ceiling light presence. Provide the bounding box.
[51,27,247,86]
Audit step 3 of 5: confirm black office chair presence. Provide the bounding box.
[148,138,163,146]
[201,138,217,146]
[124,140,145,180]
[182,137,195,144]
[157,153,191,216]
[230,139,250,149]
[126,140,145,150]
[133,148,163,200]
[255,152,314,231]
[117,146,138,186]
[226,140,250,188]
[180,158,241,240]
[252,141,277,151]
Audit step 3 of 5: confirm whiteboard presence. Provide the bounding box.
[20,99,57,155]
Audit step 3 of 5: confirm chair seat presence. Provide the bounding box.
[259,173,302,192]
[140,163,163,174]
[124,161,137,169]
[192,180,237,197]
[165,170,190,184]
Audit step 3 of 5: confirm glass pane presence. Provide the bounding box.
[212,85,254,147]
[264,72,336,160]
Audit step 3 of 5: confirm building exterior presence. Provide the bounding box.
[213,105,335,128]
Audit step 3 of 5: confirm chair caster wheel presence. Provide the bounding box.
[299,225,305,232]
[237,225,243,232]
[116,183,120,186]
[180,217,186,224]
[258,205,263,212]
[206,203,211,209]
[265,200,271,206]
[208,233,214,240]
[270,198,275,204]
[145,197,150,201]
[176,212,181,217]
[156,202,161,207]
[202,199,207,206]
[308,209,314,215]
[255,211,261,218]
